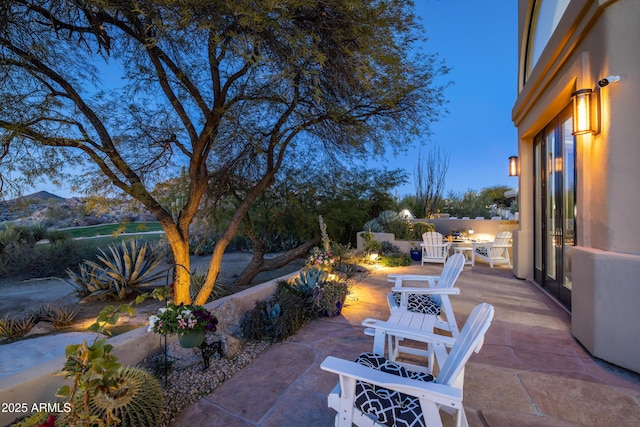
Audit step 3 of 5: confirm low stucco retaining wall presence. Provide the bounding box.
[0,271,298,426]
[571,247,640,373]
[356,220,519,253]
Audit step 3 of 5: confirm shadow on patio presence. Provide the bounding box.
[172,263,640,426]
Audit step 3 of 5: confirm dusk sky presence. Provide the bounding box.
[26,0,519,199]
[386,0,519,198]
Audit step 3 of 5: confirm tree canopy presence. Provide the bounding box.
[0,0,449,303]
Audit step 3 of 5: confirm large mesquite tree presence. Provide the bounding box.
[0,0,448,304]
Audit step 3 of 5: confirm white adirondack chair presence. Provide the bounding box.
[321,303,495,427]
[472,231,512,268]
[363,254,464,370]
[420,232,451,265]
[387,253,465,334]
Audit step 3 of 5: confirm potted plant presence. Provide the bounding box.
[314,280,349,317]
[409,242,422,261]
[148,303,218,348]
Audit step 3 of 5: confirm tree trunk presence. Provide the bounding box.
[172,242,192,304]
[234,239,319,287]
[160,227,192,304]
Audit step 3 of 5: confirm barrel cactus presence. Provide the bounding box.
[90,366,164,427]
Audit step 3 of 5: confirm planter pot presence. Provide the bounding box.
[324,300,344,317]
[410,250,421,262]
[178,330,205,348]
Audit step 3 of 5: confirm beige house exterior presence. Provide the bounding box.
[512,0,640,373]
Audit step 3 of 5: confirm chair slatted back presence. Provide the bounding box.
[490,231,512,258]
[437,253,465,289]
[435,303,494,387]
[422,232,445,259]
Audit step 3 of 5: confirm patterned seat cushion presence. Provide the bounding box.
[392,292,441,315]
[354,353,434,427]
[475,246,489,257]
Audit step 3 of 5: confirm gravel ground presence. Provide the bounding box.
[137,336,271,426]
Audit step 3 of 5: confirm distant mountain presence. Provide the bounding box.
[0,191,67,223]
[22,191,66,202]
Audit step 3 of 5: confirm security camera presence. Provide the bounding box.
[597,75,621,87]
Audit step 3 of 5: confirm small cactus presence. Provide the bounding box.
[90,366,164,427]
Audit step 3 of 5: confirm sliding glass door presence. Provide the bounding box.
[533,107,575,308]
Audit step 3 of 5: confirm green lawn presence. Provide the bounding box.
[73,233,165,248]
[62,222,164,238]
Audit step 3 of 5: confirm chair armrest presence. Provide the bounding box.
[443,242,452,249]
[391,287,460,295]
[387,274,440,282]
[388,275,439,288]
[491,244,512,248]
[472,242,492,249]
[361,318,457,348]
[321,356,462,407]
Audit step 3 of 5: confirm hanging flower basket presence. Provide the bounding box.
[178,330,206,348]
[148,303,218,347]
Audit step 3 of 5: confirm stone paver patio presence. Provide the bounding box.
[172,263,640,426]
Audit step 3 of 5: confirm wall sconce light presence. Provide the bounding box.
[571,88,596,135]
[468,228,474,236]
[508,156,519,176]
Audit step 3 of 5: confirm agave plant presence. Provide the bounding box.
[67,240,167,300]
[36,304,78,328]
[291,268,329,294]
[66,262,114,300]
[0,314,37,338]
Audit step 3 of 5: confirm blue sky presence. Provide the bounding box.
[384,0,519,198]
[28,0,518,199]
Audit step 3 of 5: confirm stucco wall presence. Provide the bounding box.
[513,0,640,372]
[356,220,519,254]
[572,247,640,373]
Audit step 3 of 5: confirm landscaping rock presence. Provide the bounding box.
[24,321,56,337]
[222,334,243,358]
[211,300,244,336]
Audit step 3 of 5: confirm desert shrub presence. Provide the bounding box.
[379,253,412,267]
[46,229,71,245]
[361,213,435,242]
[275,283,316,332]
[241,269,349,341]
[411,222,436,239]
[361,230,382,252]
[334,262,359,277]
[241,298,283,341]
[381,241,400,254]
[189,232,218,255]
[148,236,174,263]
[361,218,383,232]
[0,225,87,277]
[386,220,411,240]
[377,210,401,228]
[189,269,234,302]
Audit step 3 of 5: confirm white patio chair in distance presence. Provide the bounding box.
[420,232,451,265]
[472,231,512,268]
